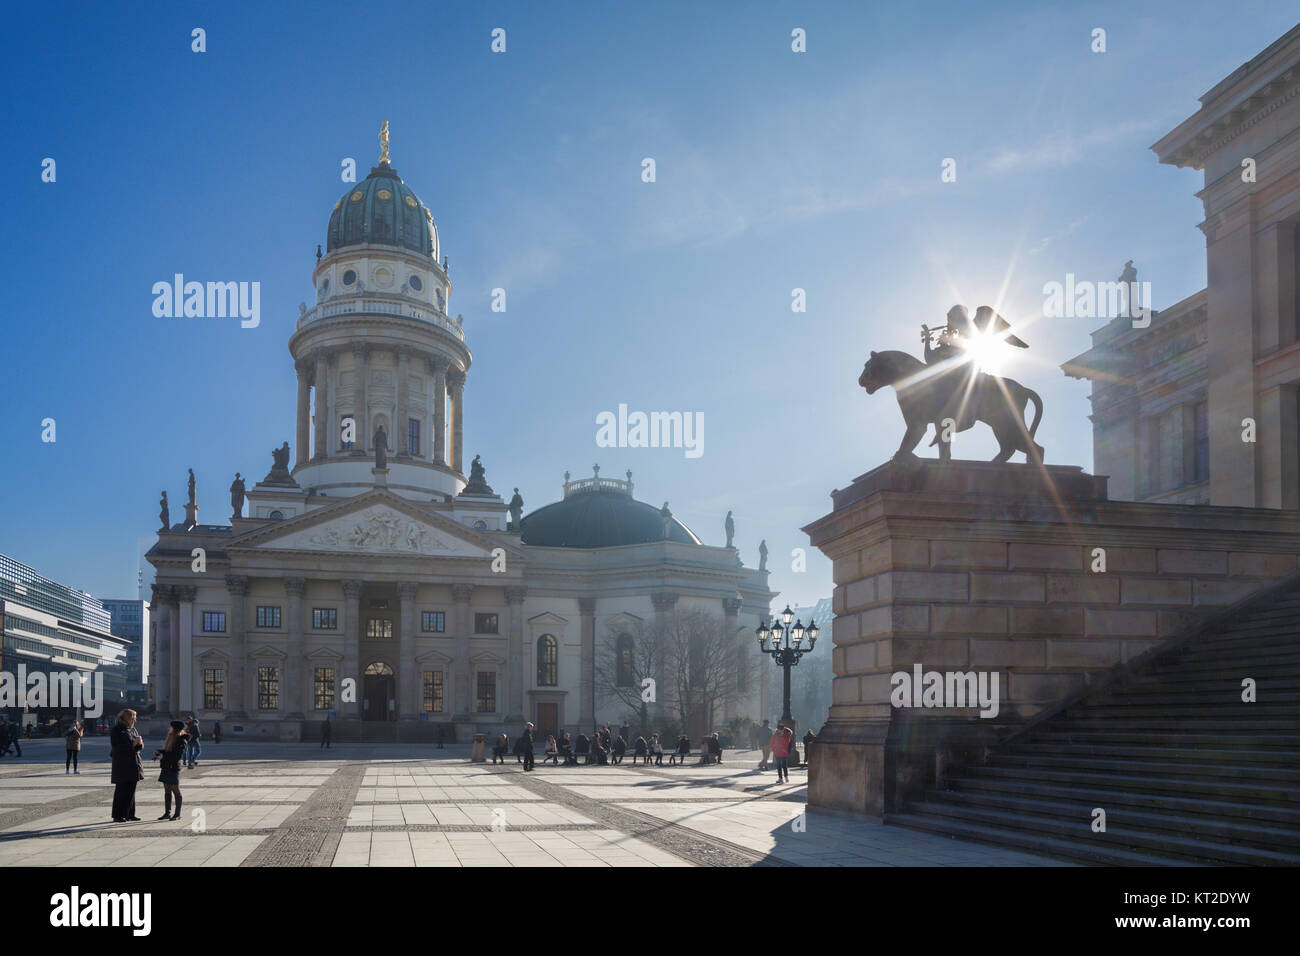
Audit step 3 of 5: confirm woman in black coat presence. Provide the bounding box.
[109,709,144,822]
[152,720,189,821]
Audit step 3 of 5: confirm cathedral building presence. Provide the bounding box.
[145,129,773,741]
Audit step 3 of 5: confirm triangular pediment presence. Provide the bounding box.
[229,491,509,560]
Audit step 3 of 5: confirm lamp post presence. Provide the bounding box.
[756,605,819,732]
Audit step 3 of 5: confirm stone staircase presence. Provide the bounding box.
[888,581,1300,865]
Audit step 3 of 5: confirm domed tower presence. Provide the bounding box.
[288,122,470,501]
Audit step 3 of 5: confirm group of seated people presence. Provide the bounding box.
[489,726,727,767]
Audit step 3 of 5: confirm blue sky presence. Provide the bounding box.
[3,1,1296,610]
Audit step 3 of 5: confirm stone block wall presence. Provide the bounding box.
[802,459,1300,815]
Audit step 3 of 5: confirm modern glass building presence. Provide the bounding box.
[0,553,130,727]
[100,598,149,703]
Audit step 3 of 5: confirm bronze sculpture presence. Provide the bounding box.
[230,473,246,518]
[859,348,1043,463]
[373,425,388,470]
[159,491,169,531]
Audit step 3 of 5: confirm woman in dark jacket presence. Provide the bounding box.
[109,709,144,822]
[153,721,189,820]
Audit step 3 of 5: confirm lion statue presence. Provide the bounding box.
[859,349,1044,463]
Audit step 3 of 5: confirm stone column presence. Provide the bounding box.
[313,350,331,460]
[340,579,363,719]
[650,592,678,725]
[452,584,474,719]
[505,586,528,722]
[168,595,181,711]
[351,342,370,454]
[175,586,197,713]
[284,577,306,718]
[397,581,419,719]
[396,347,412,457]
[448,368,465,473]
[579,597,597,730]
[224,576,248,719]
[151,586,172,715]
[723,596,743,721]
[295,361,312,471]
[430,358,447,464]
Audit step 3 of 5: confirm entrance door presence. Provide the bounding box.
[362,664,395,721]
[536,702,558,741]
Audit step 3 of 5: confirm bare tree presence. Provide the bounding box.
[660,609,758,739]
[593,610,757,740]
[593,618,661,737]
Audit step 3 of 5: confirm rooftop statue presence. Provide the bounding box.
[230,473,245,519]
[159,491,169,531]
[863,304,1043,463]
[187,468,196,507]
[508,488,524,531]
[724,510,735,548]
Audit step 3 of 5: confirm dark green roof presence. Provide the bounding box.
[520,489,701,549]
[326,164,435,257]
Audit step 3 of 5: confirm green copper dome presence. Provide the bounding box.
[520,487,702,549]
[326,164,436,257]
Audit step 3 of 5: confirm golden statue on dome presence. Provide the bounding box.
[379,120,390,165]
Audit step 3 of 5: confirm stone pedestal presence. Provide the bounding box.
[183,503,199,529]
[471,733,487,763]
[803,457,1300,817]
[372,467,388,487]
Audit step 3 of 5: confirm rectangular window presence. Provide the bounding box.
[256,606,281,628]
[257,666,280,710]
[1193,400,1209,483]
[369,598,389,609]
[409,418,421,456]
[475,671,496,713]
[203,668,225,710]
[423,670,444,713]
[314,667,335,710]
[421,610,445,633]
[312,607,337,629]
[475,613,498,634]
[202,611,226,633]
[366,618,394,639]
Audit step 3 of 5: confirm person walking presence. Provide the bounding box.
[770,725,793,784]
[152,720,189,821]
[520,722,535,771]
[802,729,816,766]
[65,721,83,774]
[110,709,144,822]
[184,715,201,768]
[1,719,21,759]
[321,717,332,749]
[212,721,222,745]
[491,733,509,764]
[758,719,772,770]
[435,725,445,750]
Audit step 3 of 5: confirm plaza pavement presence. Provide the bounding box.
[0,738,1067,867]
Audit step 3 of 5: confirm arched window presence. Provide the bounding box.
[537,634,558,687]
[363,662,394,676]
[616,633,635,687]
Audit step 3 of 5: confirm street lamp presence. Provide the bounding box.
[757,605,819,729]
